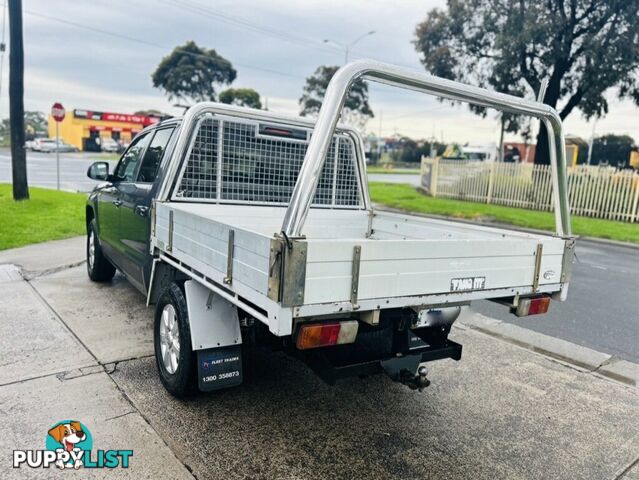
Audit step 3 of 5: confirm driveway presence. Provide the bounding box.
[1,238,637,479]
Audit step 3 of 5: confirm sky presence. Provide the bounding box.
[1,0,637,145]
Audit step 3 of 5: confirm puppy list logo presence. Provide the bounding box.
[13,420,133,470]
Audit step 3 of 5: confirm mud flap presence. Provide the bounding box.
[197,345,243,392]
[184,280,243,392]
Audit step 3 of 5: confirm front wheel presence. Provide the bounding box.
[154,282,196,398]
[87,219,116,282]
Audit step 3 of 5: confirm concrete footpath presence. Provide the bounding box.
[0,239,191,479]
[1,237,638,479]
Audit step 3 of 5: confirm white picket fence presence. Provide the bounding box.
[421,157,639,223]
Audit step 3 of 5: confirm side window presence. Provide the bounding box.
[114,133,151,182]
[137,127,175,183]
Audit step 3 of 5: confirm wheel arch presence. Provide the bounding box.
[85,205,95,232]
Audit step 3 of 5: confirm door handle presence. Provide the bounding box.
[112,199,123,207]
[135,205,149,217]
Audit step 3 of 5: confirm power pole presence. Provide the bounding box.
[8,0,27,200]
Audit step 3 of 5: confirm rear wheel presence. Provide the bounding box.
[154,282,196,398]
[86,220,116,282]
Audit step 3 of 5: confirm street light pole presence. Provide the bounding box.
[324,30,376,64]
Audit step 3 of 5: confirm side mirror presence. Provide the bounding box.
[87,161,110,181]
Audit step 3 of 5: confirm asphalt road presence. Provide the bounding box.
[1,150,637,363]
[0,149,423,192]
[368,172,421,186]
[474,239,639,363]
[0,147,114,192]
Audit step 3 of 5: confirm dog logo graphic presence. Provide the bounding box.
[46,420,91,469]
[13,419,132,469]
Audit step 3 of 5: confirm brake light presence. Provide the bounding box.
[258,124,307,140]
[296,320,359,350]
[263,127,292,136]
[515,296,550,317]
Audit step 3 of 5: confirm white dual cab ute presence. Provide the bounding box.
[85,60,575,397]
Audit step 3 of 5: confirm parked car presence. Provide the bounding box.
[32,138,79,153]
[40,140,79,153]
[100,137,121,153]
[32,138,58,152]
[85,60,575,398]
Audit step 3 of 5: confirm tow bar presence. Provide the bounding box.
[299,331,462,391]
[381,355,431,391]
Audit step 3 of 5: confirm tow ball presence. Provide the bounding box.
[401,366,431,391]
[381,354,431,392]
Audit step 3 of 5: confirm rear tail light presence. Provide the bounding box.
[296,320,359,350]
[514,296,550,317]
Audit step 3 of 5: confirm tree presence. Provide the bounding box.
[0,111,46,140]
[219,88,262,109]
[390,136,418,163]
[9,0,27,200]
[152,41,236,104]
[0,118,8,138]
[133,109,171,119]
[300,65,373,129]
[386,136,446,163]
[24,111,47,139]
[414,1,639,164]
[591,134,635,167]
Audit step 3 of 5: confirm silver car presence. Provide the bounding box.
[39,139,79,153]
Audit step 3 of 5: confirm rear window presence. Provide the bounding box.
[173,115,362,208]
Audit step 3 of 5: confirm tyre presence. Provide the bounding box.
[154,282,196,398]
[86,219,116,282]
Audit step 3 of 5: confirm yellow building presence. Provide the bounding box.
[48,109,161,151]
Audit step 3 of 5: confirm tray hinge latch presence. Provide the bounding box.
[532,243,543,293]
[223,229,234,285]
[351,245,362,309]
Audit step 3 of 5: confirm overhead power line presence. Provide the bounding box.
[153,0,420,67]
[8,1,435,123]
[159,0,341,56]
[21,8,306,80]
[19,2,422,80]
